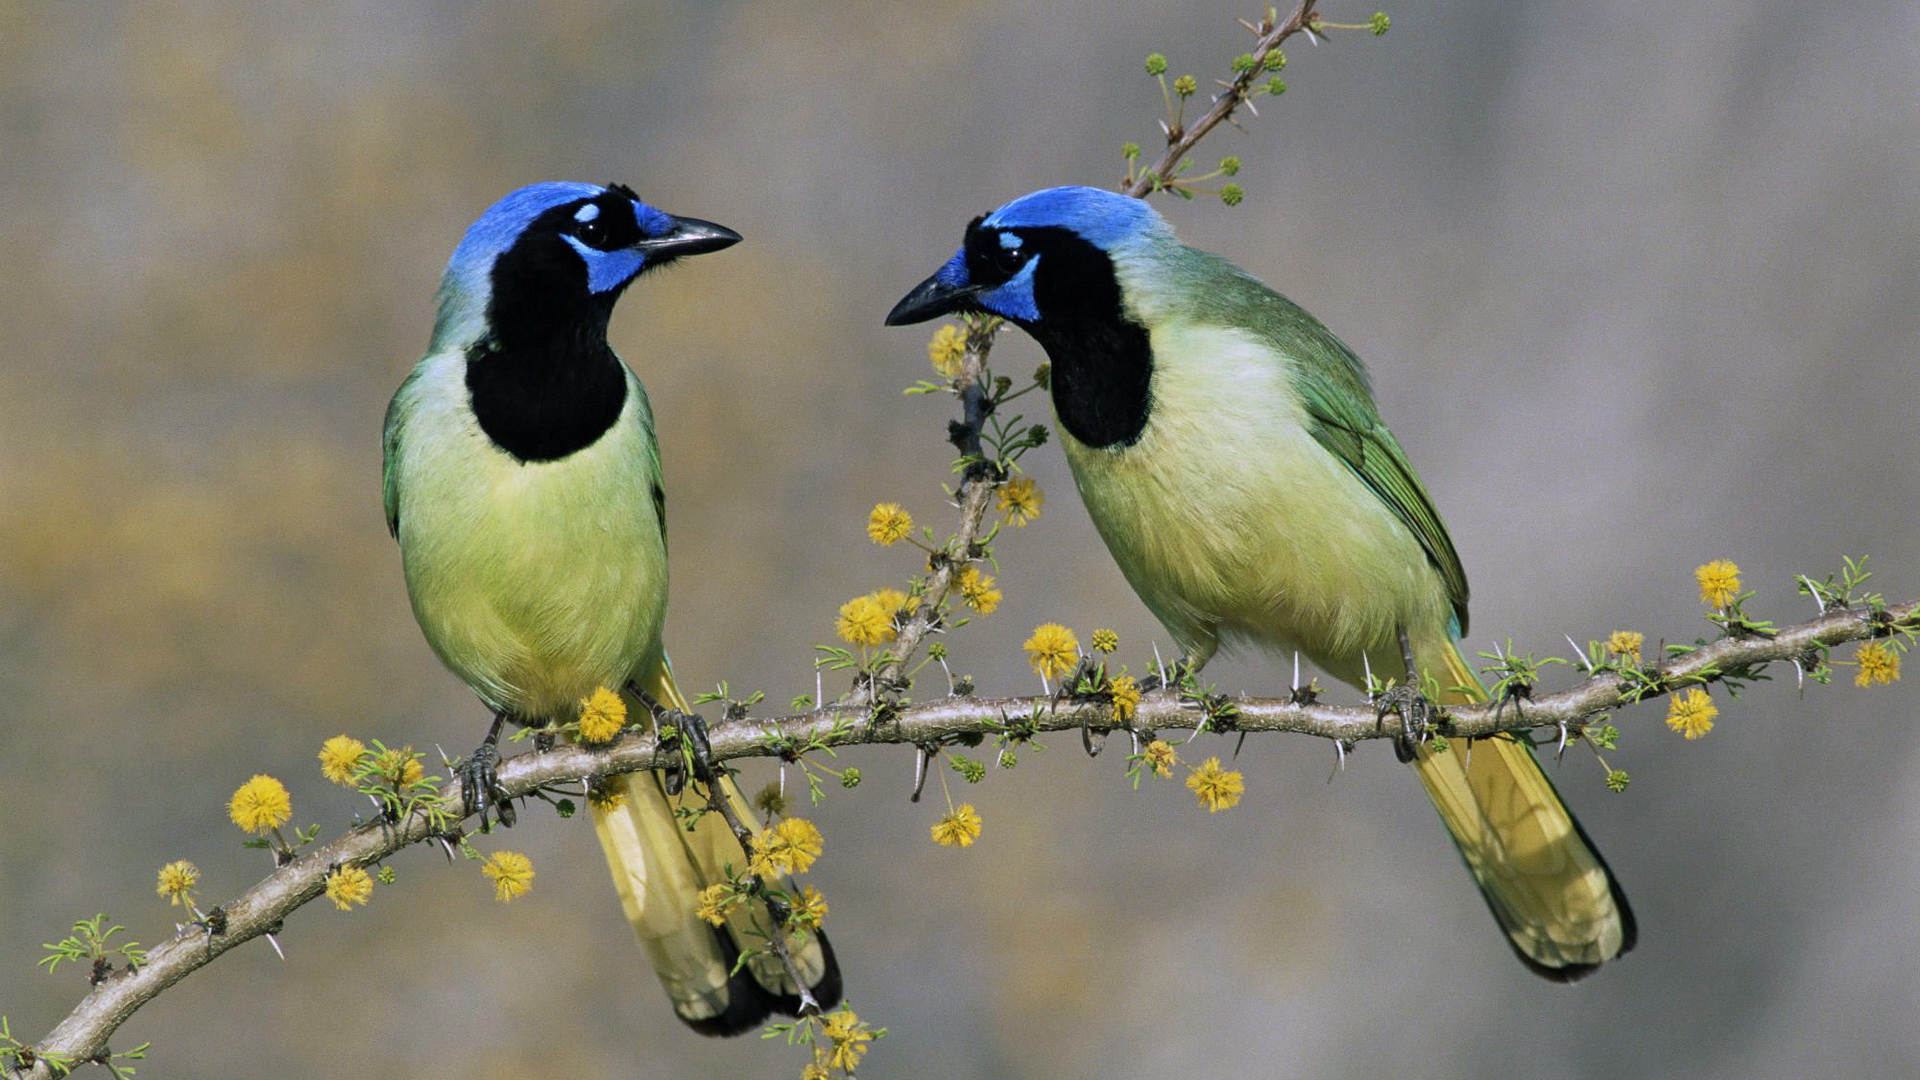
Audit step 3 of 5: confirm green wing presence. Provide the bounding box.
[381,368,419,539]
[1188,253,1471,634]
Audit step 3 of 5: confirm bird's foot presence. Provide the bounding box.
[1373,683,1439,763]
[656,708,714,796]
[458,741,515,831]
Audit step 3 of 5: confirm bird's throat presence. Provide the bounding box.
[1030,314,1154,450]
[465,329,629,463]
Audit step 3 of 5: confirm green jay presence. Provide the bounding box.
[383,182,839,1030]
[887,185,1634,980]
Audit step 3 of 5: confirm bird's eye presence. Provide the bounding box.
[577,217,610,248]
[991,242,1026,276]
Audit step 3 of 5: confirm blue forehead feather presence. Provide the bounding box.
[984,185,1166,250]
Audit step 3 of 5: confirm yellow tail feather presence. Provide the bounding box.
[589,656,840,1033]
[1406,638,1635,980]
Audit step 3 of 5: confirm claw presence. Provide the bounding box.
[459,709,515,832]
[1374,683,1437,763]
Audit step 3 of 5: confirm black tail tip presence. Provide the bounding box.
[678,929,844,1037]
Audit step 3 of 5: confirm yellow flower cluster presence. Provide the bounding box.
[931,803,982,848]
[835,593,902,647]
[1023,623,1079,680]
[928,324,968,378]
[1855,642,1902,687]
[1091,628,1119,653]
[326,865,374,911]
[866,503,914,546]
[228,774,292,835]
[957,566,1002,615]
[998,476,1044,527]
[820,1008,877,1072]
[1186,757,1245,812]
[155,860,199,907]
[371,746,425,787]
[751,817,824,876]
[695,882,735,927]
[1108,675,1141,723]
[1696,559,1742,608]
[1142,739,1179,779]
[318,735,366,786]
[1605,630,1643,662]
[482,850,536,901]
[789,885,829,931]
[1665,688,1717,740]
[870,587,914,618]
[577,686,627,744]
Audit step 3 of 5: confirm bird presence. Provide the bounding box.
[383,181,840,1031]
[886,185,1634,981]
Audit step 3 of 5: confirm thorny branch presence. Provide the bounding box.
[14,595,1914,1077]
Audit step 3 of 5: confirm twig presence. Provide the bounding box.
[692,768,819,1015]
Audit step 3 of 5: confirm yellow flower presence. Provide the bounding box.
[1091,628,1119,653]
[325,865,373,911]
[866,503,914,546]
[1108,675,1141,723]
[1023,622,1080,680]
[821,1008,876,1072]
[155,860,199,907]
[482,850,536,901]
[577,686,627,744]
[1696,559,1742,608]
[371,746,425,787]
[1666,688,1718,740]
[228,774,292,835]
[870,587,915,618]
[751,817,824,876]
[1143,739,1179,779]
[956,566,1002,615]
[998,476,1044,527]
[695,883,733,927]
[1855,642,1902,687]
[931,803,982,847]
[802,1064,831,1080]
[789,885,829,931]
[317,736,366,786]
[1605,630,1644,662]
[835,594,896,647]
[1186,757,1245,812]
[928,324,969,377]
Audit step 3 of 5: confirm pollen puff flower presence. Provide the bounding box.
[371,746,425,788]
[998,476,1044,527]
[750,817,824,876]
[695,883,734,927]
[836,594,897,648]
[576,686,627,744]
[821,1008,877,1072]
[931,803,983,847]
[1142,739,1179,779]
[1855,642,1901,687]
[1108,675,1142,723]
[1023,623,1079,681]
[1091,628,1119,653]
[326,864,374,911]
[482,850,536,901]
[156,860,199,907]
[1186,757,1245,812]
[789,885,829,931]
[317,736,367,786]
[228,774,292,835]
[867,503,914,546]
[957,566,1002,615]
[1605,630,1644,662]
[1666,688,1718,740]
[1695,560,1742,608]
[927,324,968,378]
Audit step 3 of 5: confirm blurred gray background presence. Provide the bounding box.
[3,0,1917,1076]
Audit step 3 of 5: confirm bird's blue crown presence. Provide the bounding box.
[982,186,1169,251]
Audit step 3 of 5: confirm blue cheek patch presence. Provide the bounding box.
[981,256,1041,322]
[564,236,646,293]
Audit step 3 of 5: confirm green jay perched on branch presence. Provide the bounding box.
[888,185,1634,980]
[384,182,839,1030]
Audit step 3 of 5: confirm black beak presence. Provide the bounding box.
[885,273,981,326]
[634,215,742,258]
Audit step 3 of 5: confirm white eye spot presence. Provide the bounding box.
[998,232,1022,251]
[574,204,601,223]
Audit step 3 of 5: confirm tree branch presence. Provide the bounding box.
[17,595,1912,1077]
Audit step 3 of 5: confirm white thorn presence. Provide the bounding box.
[1568,635,1593,672]
[1153,641,1167,684]
[1363,652,1375,695]
[1292,651,1302,691]
[266,933,286,962]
